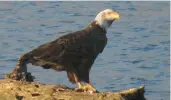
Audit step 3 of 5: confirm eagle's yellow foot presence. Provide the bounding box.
[74,82,98,93]
[83,83,99,93]
[74,87,85,92]
[74,82,84,92]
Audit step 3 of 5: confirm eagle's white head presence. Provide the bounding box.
[95,9,120,30]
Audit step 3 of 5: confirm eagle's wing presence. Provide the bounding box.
[28,30,98,65]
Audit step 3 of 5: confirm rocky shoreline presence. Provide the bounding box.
[0,79,146,100]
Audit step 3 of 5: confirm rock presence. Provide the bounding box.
[0,79,146,100]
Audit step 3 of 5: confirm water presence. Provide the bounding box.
[0,1,170,100]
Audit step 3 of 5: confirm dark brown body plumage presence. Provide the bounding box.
[21,21,107,83]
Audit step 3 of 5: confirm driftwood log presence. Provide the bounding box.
[0,79,145,100]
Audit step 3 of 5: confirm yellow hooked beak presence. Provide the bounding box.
[111,11,120,20]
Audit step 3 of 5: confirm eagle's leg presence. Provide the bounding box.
[73,71,98,92]
[75,58,98,93]
[5,54,34,82]
[73,73,84,92]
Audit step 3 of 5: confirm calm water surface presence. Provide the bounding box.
[0,1,170,100]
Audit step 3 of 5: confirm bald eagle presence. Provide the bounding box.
[9,9,120,93]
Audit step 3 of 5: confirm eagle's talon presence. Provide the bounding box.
[74,85,99,93]
[83,84,99,93]
[87,89,99,93]
[87,90,99,94]
[74,88,85,92]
